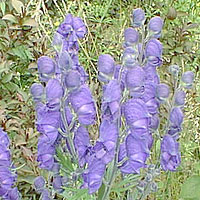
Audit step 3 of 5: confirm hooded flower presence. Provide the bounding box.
[156,83,170,101]
[122,47,138,68]
[145,39,162,67]
[30,83,44,102]
[98,54,115,82]
[124,28,139,47]
[160,134,181,171]
[34,176,46,193]
[181,71,194,89]
[148,16,163,38]
[174,90,186,106]
[132,8,145,27]
[64,70,81,89]
[123,98,149,129]
[101,80,121,121]
[81,158,106,194]
[69,85,96,125]
[119,134,149,174]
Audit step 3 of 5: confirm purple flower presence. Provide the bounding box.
[30,83,44,102]
[119,134,149,174]
[82,158,106,194]
[124,28,139,46]
[95,120,118,164]
[174,90,186,106]
[181,71,194,88]
[57,14,73,37]
[72,17,87,38]
[156,83,170,101]
[169,65,180,76]
[41,189,52,200]
[145,39,162,67]
[125,66,145,89]
[57,49,73,71]
[46,79,63,102]
[170,107,184,129]
[64,70,81,88]
[123,99,149,127]
[102,80,121,120]
[148,16,163,38]
[38,56,55,75]
[143,64,160,84]
[52,176,64,193]
[132,8,145,27]
[4,187,20,200]
[0,129,10,147]
[0,167,16,197]
[34,176,45,193]
[149,114,159,130]
[74,126,91,167]
[161,134,181,171]
[122,47,138,68]
[98,54,115,78]
[37,142,55,170]
[0,145,11,167]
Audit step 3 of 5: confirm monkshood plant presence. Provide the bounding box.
[30,9,195,200]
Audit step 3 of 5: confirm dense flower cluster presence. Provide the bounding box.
[31,8,195,198]
[0,128,20,200]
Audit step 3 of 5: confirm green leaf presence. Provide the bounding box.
[11,0,24,14]
[2,73,13,83]
[97,183,105,200]
[0,2,6,15]
[180,175,200,199]
[22,18,38,27]
[2,14,18,23]
[5,82,19,92]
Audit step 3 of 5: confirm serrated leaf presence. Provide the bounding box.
[180,175,200,199]
[2,73,13,83]
[22,18,38,27]
[11,0,24,14]
[2,14,18,23]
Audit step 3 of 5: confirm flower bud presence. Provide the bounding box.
[125,66,145,89]
[174,90,186,106]
[98,54,115,76]
[181,71,195,88]
[123,47,138,68]
[30,83,44,102]
[169,65,179,76]
[65,70,81,88]
[124,28,139,46]
[34,176,45,193]
[38,56,55,75]
[156,83,170,100]
[53,176,64,193]
[148,16,163,38]
[132,8,145,27]
[167,7,177,20]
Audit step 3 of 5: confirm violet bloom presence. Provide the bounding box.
[124,28,139,46]
[160,134,181,171]
[64,70,81,89]
[156,83,170,101]
[122,47,138,68]
[148,16,163,38]
[143,64,160,84]
[57,49,73,71]
[132,8,145,27]
[81,158,106,194]
[4,187,20,200]
[69,85,96,125]
[74,126,91,167]
[181,71,195,89]
[123,99,149,129]
[170,107,184,129]
[30,83,44,102]
[119,134,149,174]
[52,176,64,193]
[38,56,55,82]
[0,145,11,167]
[98,54,115,82]
[125,66,145,90]
[94,120,118,164]
[41,189,52,200]
[101,80,121,121]
[174,90,186,106]
[34,176,45,193]
[145,39,162,67]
